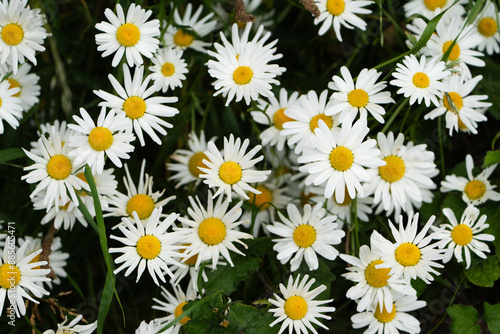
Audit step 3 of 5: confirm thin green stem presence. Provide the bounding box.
[438,117,445,175]
[381,98,409,133]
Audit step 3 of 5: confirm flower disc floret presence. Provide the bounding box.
[173,30,194,47]
[478,18,497,37]
[395,243,421,267]
[161,63,175,76]
[219,161,242,185]
[47,155,72,180]
[198,218,226,245]
[1,23,24,46]
[365,260,391,288]
[88,127,114,151]
[7,78,21,97]
[174,302,191,324]
[0,263,20,288]
[412,72,430,88]
[284,295,308,320]
[136,235,161,259]
[127,194,155,219]
[443,92,463,111]
[442,41,461,61]
[273,108,293,130]
[116,23,141,47]
[379,155,405,183]
[309,114,332,132]
[464,180,486,200]
[233,66,254,85]
[347,89,369,108]
[374,303,397,323]
[451,224,473,246]
[330,146,354,171]
[293,225,317,248]
[123,96,147,119]
[188,152,208,178]
[423,0,447,10]
[248,185,273,210]
[327,0,346,15]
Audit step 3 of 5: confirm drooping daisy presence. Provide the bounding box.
[42,315,97,334]
[199,134,271,202]
[424,75,490,136]
[351,293,426,334]
[313,0,373,41]
[0,0,49,72]
[148,48,188,93]
[22,130,88,211]
[267,203,345,271]
[281,90,340,154]
[5,62,40,112]
[431,205,495,269]
[298,118,384,204]
[95,3,160,67]
[206,23,285,106]
[68,107,135,175]
[94,64,179,146]
[250,88,300,151]
[177,193,253,270]
[0,76,22,134]
[268,274,336,334]
[152,284,198,334]
[474,2,500,55]
[403,0,466,22]
[163,3,217,53]
[0,240,50,317]
[441,154,500,205]
[167,130,216,189]
[110,208,188,285]
[32,191,86,230]
[340,244,416,312]
[365,132,439,218]
[327,66,394,124]
[390,54,450,107]
[371,213,444,284]
[106,160,176,223]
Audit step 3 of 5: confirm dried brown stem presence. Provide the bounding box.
[40,221,58,281]
[300,0,321,18]
[233,0,255,23]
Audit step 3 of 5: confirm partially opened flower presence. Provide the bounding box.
[43,315,97,334]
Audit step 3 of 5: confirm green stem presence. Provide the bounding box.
[438,117,445,175]
[353,198,359,256]
[381,98,409,134]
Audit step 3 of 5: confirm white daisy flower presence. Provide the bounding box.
[390,54,450,107]
[42,315,97,334]
[110,208,188,285]
[163,3,217,53]
[403,0,466,22]
[281,90,340,154]
[268,274,336,334]
[313,0,373,42]
[327,66,394,124]
[106,160,176,223]
[167,130,216,189]
[22,130,88,211]
[340,244,416,312]
[432,205,495,269]
[365,132,439,218]
[474,2,500,55]
[95,3,160,67]
[0,77,22,134]
[298,118,384,204]
[32,191,86,230]
[206,23,285,106]
[177,193,253,270]
[424,75,490,136]
[371,213,444,284]
[351,293,426,334]
[148,48,188,93]
[0,0,49,73]
[199,134,271,202]
[267,203,345,271]
[30,120,74,155]
[136,320,166,334]
[0,240,50,317]
[5,62,40,112]
[152,284,198,334]
[250,88,300,151]
[94,64,179,146]
[73,168,117,219]
[441,154,500,205]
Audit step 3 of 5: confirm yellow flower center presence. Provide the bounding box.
[173,30,194,47]
[233,66,253,85]
[348,89,369,108]
[365,260,391,288]
[0,263,21,288]
[75,172,89,196]
[198,218,226,245]
[248,185,273,211]
[123,96,147,119]
[47,155,72,180]
[174,301,191,325]
[180,244,198,266]
[443,92,463,111]
[1,23,24,46]
[284,295,308,320]
[29,253,42,270]
[412,72,430,88]
[188,152,209,178]
[395,242,421,267]
[293,225,317,248]
[126,194,155,220]
[335,186,352,205]
[219,161,242,185]
[136,235,161,259]
[424,0,447,10]
[330,146,354,171]
[457,116,467,130]
[116,23,140,47]
[374,303,397,323]
[464,180,486,200]
[309,114,333,132]
[442,41,461,61]
[7,78,21,97]
[379,156,405,183]
[326,0,345,16]
[451,224,473,246]
[88,126,114,151]
[60,201,71,210]
[273,108,294,130]
[478,17,498,37]
[161,62,175,77]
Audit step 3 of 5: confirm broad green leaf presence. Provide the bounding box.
[0,148,25,162]
[483,150,500,169]
[204,255,261,295]
[446,304,480,334]
[225,303,276,334]
[483,302,500,333]
[465,256,500,288]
